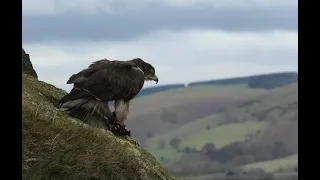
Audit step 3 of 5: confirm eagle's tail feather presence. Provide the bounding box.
[58,88,94,105]
[59,98,89,112]
[58,89,113,124]
[59,97,113,125]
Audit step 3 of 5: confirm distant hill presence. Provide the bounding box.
[136,72,298,97]
[137,84,185,97]
[146,83,298,179]
[127,85,267,146]
[188,72,298,89]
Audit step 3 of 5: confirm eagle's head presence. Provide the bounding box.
[131,58,158,84]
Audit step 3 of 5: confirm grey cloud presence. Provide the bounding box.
[22,4,297,43]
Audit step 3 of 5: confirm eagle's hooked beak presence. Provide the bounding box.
[153,76,159,84]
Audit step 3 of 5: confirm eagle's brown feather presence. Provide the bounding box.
[58,58,158,130]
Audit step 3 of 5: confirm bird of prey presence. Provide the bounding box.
[58,58,158,144]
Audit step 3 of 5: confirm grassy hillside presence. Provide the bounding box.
[126,85,267,146]
[246,121,298,154]
[127,73,297,147]
[22,73,175,180]
[144,83,297,160]
[181,121,269,149]
[147,121,269,161]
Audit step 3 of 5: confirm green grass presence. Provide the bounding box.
[242,154,298,172]
[22,74,175,180]
[145,114,224,161]
[146,119,269,162]
[147,119,268,148]
[144,115,221,161]
[146,114,223,148]
[182,121,269,149]
[130,84,266,117]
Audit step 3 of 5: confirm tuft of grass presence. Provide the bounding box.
[22,74,175,180]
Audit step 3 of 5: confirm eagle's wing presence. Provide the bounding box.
[66,59,129,85]
[61,61,145,103]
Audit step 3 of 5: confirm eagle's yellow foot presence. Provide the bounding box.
[126,137,140,146]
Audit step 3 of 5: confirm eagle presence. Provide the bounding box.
[58,58,158,144]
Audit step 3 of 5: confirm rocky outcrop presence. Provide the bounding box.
[22,48,38,79]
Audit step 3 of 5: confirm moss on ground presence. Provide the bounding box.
[22,73,175,180]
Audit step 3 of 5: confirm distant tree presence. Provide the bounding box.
[231,155,255,166]
[243,144,262,155]
[202,143,217,154]
[265,112,281,123]
[183,146,191,153]
[169,138,181,149]
[272,141,289,158]
[255,147,273,162]
[206,125,211,130]
[161,108,178,124]
[226,171,234,176]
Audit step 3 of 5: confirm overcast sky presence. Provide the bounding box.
[22,0,298,92]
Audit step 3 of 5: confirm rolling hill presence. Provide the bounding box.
[188,72,298,89]
[126,81,298,179]
[126,84,267,146]
[136,72,298,98]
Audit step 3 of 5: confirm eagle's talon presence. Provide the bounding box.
[109,115,118,124]
[119,127,131,136]
[126,130,131,137]
[107,112,131,137]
